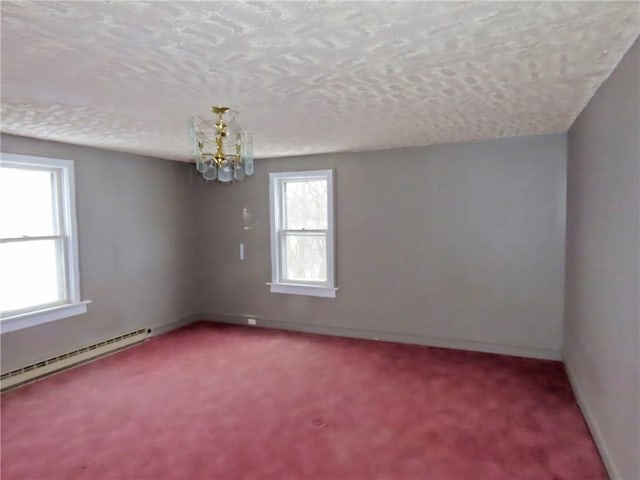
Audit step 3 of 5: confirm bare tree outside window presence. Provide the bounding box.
[269,169,336,298]
[282,179,327,282]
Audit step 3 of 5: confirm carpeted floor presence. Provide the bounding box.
[1,322,606,480]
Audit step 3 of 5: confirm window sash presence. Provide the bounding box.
[278,230,328,285]
[1,234,64,243]
[0,164,62,238]
[278,229,327,235]
[282,179,328,230]
[0,236,68,316]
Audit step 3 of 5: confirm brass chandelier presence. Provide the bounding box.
[189,106,254,182]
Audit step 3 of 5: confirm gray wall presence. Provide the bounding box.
[564,38,640,480]
[196,134,567,359]
[0,134,197,371]
[0,133,568,365]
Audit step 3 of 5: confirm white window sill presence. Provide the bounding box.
[0,300,91,334]
[268,282,338,298]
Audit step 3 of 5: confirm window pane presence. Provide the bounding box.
[284,179,327,230]
[0,167,58,237]
[0,239,64,313]
[283,233,327,282]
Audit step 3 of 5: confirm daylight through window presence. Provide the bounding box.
[269,170,336,298]
[0,154,87,332]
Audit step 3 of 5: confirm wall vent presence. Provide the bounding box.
[0,328,151,392]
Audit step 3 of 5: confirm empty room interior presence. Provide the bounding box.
[1,2,639,480]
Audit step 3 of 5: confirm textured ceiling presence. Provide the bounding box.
[1,1,639,161]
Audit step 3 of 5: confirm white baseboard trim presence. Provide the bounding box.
[565,360,619,480]
[151,315,199,337]
[198,313,561,360]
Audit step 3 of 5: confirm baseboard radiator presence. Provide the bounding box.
[1,328,151,392]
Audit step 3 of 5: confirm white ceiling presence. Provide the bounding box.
[1,1,638,161]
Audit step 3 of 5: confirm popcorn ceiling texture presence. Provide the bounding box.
[1,1,638,161]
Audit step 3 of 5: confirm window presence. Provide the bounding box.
[0,153,88,333]
[269,169,337,298]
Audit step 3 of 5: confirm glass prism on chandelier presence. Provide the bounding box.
[189,106,254,183]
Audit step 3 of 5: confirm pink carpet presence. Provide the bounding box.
[1,322,606,480]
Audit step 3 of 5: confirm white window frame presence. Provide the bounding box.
[269,169,337,298]
[0,153,90,333]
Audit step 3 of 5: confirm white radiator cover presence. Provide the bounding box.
[0,328,151,391]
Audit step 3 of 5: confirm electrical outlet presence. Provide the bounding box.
[247,318,257,326]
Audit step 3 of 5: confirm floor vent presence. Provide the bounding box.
[1,328,151,392]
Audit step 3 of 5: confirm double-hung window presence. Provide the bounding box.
[0,153,88,333]
[269,169,337,298]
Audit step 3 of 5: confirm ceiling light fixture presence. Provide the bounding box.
[189,106,253,182]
